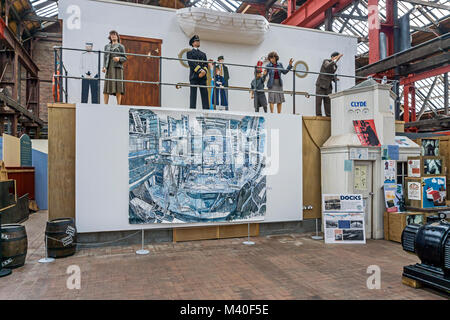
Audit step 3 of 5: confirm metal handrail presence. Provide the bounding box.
[54,46,396,82]
[54,46,397,113]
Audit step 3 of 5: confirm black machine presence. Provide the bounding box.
[401,212,450,293]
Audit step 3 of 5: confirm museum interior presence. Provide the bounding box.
[0,0,449,302]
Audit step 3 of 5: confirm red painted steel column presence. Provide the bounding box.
[411,84,416,122]
[381,0,395,56]
[403,84,409,123]
[368,0,380,64]
[287,0,295,17]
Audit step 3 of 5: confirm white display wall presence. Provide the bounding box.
[76,104,302,232]
[59,0,357,115]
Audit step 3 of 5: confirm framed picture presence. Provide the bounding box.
[423,157,444,176]
[407,156,445,177]
[420,138,439,156]
[422,176,446,208]
[407,158,421,177]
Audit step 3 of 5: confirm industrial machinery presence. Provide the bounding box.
[401,212,450,293]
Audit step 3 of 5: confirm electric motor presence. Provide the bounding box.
[401,213,450,274]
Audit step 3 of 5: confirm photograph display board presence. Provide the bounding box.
[407,159,421,178]
[323,212,366,244]
[322,194,366,244]
[422,176,446,208]
[420,138,439,156]
[129,108,266,224]
[76,105,303,233]
[407,156,445,177]
[383,160,396,184]
[407,181,421,201]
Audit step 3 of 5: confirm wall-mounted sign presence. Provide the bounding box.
[353,120,381,147]
[354,165,368,190]
[382,145,399,160]
[350,101,367,108]
[20,134,32,167]
[407,182,421,200]
[350,148,369,160]
[383,160,396,184]
[422,176,446,208]
[322,194,364,213]
[408,159,421,177]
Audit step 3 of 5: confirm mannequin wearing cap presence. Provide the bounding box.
[315,51,343,117]
[187,35,209,109]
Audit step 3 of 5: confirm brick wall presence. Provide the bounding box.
[32,23,62,123]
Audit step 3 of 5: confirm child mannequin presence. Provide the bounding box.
[251,68,268,113]
[213,67,228,110]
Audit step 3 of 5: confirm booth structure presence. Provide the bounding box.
[321,80,420,239]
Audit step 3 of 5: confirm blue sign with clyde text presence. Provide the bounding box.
[350,101,367,107]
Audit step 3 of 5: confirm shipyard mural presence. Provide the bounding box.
[128,108,266,224]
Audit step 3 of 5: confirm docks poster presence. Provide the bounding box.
[324,212,366,244]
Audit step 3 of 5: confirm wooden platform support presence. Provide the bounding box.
[173,223,259,242]
[48,103,75,220]
[402,276,423,289]
[302,116,331,219]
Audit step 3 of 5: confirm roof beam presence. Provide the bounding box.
[282,0,339,27]
[335,13,367,21]
[0,91,44,126]
[399,0,450,11]
[0,17,39,76]
[283,0,355,28]
[356,34,450,77]
[24,15,59,22]
[417,77,438,119]
[400,52,450,76]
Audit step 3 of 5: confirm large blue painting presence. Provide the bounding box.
[128,109,266,224]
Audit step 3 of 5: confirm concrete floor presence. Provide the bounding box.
[0,210,447,300]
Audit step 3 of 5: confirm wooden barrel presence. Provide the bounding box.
[1,224,27,269]
[45,218,77,258]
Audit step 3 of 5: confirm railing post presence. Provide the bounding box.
[159,56,162,107]
[213,61,216,110]
[53,47,57,81]
[98,49,101,104]
[59,47,63,103]
[65,69,68,103]
[292,68,296,115]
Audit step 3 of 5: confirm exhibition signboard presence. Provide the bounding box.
[128,108,266,224]
[76,105,303,233]
[322,194,366,244]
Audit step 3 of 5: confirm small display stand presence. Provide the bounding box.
[242,223,255,245]
[38,235,55,264]
[136,229,149,255]
[311,218,323,240]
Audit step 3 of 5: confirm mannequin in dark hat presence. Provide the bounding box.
[187,35,209,109]
[217,55,230,109]
[315,51,343,116]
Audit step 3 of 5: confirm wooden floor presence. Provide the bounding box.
[0,211,447,300]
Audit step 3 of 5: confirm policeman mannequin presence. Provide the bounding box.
[187,35,209,109]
